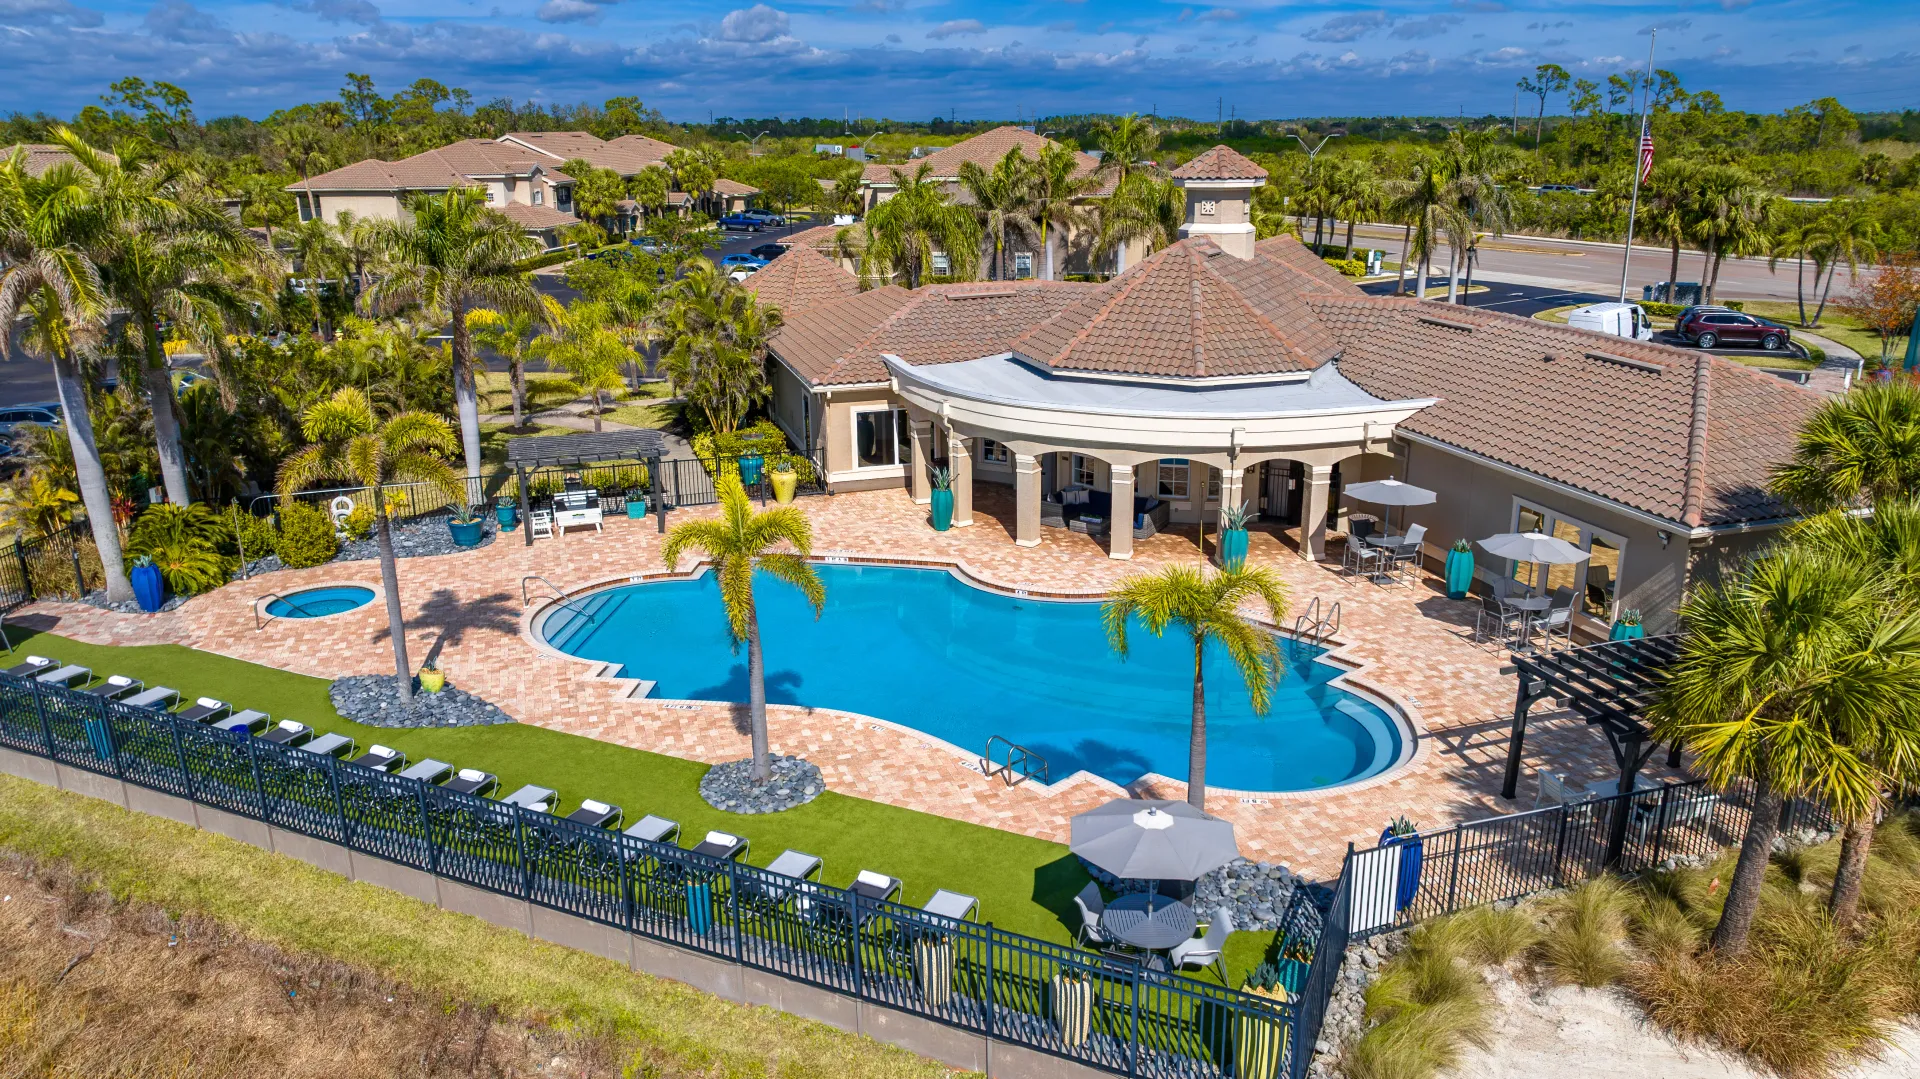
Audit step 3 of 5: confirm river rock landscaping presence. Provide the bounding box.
[1078,854,1304,932]
[329,674,516,728]
[698,754,826,814]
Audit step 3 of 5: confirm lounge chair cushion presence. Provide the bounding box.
[276,720,305,733]
[856,870,893,890]
[106,675,135,687]
[369,744,396,758]
[458,768,488,782]
[24,655,50,666]
[195,696,224,709]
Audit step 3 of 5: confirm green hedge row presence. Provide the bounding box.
[1641,299,1744,317]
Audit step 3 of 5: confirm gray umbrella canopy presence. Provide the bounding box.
[1477,531,1590,565]
[1341,479,1437,507]
[1069,799,1240,882]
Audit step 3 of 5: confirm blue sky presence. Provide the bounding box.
[3,0,1917,121]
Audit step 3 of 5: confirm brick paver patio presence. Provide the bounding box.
[19,487,1683,879]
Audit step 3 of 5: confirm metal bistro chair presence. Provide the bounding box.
[1529,590,1577,651]
[1343,536,1387,582]
[1388,524,1427,586]
[1474,578,1527,648]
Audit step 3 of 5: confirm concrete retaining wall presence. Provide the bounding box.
[0,746,1108,1079]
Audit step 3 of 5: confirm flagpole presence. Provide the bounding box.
[1616,30,1658,303]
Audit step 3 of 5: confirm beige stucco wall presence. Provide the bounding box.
[1185,188,1251,225]
[306,192,405,225]
[819,386,904,480]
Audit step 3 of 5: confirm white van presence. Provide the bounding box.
[1566,302,1654,342]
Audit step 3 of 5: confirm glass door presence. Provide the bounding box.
[1511,500,1627,619]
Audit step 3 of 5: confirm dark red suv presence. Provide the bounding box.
[1675,308,1792,351]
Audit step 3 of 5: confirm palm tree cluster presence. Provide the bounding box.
[657,259,784,434]
[1381,132,1514,302]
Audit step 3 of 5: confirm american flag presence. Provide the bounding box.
[1638,118,1655,184]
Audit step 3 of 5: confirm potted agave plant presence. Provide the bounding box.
[447,504,484,547]
[770,459,798,505]
[1380,815,1424,913]
[495,494,518,530]
[129,554,166,613]
[1444,538,1475,599]
[1609,607,1645,641]
[928,467,955,530]
[1217,501,1251,571]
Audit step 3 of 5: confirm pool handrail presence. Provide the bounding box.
[983,734,1050,787]
[521,575,597,626]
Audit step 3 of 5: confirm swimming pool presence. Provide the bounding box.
[540,564,1409,793]
[266,586,376,618]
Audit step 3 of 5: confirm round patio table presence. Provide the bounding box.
[1100,893,1197,951]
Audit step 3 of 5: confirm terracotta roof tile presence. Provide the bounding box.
[499,131,675,175]
[744,245,861,313]
[1171,145,1268,181]
[5,143,115,178]
[1253,234,1362,292]
[770,281,1093,386]
[713,177,759,196]
[495,203,576,230]
[860,127,1111,194]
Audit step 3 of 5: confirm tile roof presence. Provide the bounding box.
[495,203,578,230]
[1170,145,1268,181]
[5,143,114,177]
[713,177,759,197]
[292,139,566,192]
[861,127,1111,194]
[500,131,679,175]
[743,245,861,313]
[782,222,864,254]
[1252,234,1362,291]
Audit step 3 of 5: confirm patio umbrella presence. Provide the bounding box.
[1477,531,1589,590]
[1069,799,1239,882]
[1341,478,1437,533]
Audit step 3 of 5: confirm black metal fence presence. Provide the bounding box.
[0,524,107,614]
[0,674,1311,1079]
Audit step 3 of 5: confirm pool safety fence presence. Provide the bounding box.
[0,523,108,615]
[0,673,1323,1079]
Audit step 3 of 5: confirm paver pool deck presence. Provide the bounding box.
[19,487,1684,879]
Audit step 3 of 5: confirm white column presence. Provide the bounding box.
[908,418,934,504]
[1013,453,1042,548]
[1216,466,1245,533]
[1300,464,1333,562]
[1108,465,1134,560]
[947,430,974,526]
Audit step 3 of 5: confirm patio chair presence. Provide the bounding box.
[349,744,405,772]
[124,686,180,712]
[530,509,553,540]
[922,889,979,924]
[1533,769,1590,810]
[177,696,230,723]
[1,655,56,679]
[398,758,453,785]
[501,783,557,809]
[1074,882,1107,946]
[302,732,356,758]
[35,664,91,687]
[1343,537,1386,581]
[1169,909,1233,982]
[1389,524,1428,584]
[623,814,679,844]
[1474,592,1525,647]
[445,768,497,797]
[213,710,271,735]
[852,869,901,904]
[260,720,313,746]
[692,830,749,861]
[84,675,142,700]
[1528,602,1575,651]
[566,798,622,829]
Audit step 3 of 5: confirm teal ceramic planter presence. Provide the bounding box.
[930,488,955,531]
[738,455,764,486]
[495,503,518,529]
[626,498,649,519]
[448,518,484,547]
[1219,527,1249,571]
[1609,621,1645,641]
[1444,549,1475,599]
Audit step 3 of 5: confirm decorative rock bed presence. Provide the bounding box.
[1078,854,1305,932]
[237,515,497,578]
[698,754,826,814]
[77,589,187,614]
[329,674,516,728]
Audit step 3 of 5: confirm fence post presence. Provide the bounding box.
[514,807,532,899]
[850,892,864,988]
[13,539,32,602]
[168,714,195,803]
[1444,823,1463,915]
[67,533,86,598]
[982,928,995,1041]
[1550,804,1572,888]
[618,836,634,932]
[1649,784,1674,867]
[28,681,54,757]
[419,781,439,877]
[245,737,270,821]
[725,857,743,963]
[326,754,348,844]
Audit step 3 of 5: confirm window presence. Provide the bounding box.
[853,407,910,469]
[931,252,951,275]
[980,439,1009,464]
[1198,199,1217,216]
[485,189,498,203]
[1071,454,1095,486]
[1510,500,1629,620]
[1206,466,1221,502]
[532,189,544,206]
[1014,252,1034,278]
[1157,459,1190,500]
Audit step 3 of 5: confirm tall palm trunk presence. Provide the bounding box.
[746,604,771,782]
[1812,262,1839,327]
[1415,248,1430,302]
[1667,239,1682,302]
[450,300,482,483]
[1712,778,1784,955]
[511,359,526,429]
[1828,812,1875,928]
[138,328,191,504]
[1395,223,1412,295]
[374,489,413,703]
[1795,253,1808,327]
[53,352,133,603]
[1445,243,1461,304]
[1187,634,1207,810]
[1344,218,1357,259]
[1702,235,1719,305]
[591,389,604,433]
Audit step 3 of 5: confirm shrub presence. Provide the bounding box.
[1452,904,1539,966]
[1533,877,1633,987]
[1324,257,1367,277]
[274,502,340,568]
[342,505,375,542]
[1343,916,1492,1079]
[693,421,816,485]
[580,464,649,492]
[125,504,233,596]
[218,505,278,561]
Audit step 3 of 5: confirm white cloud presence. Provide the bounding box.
[535,0,607,23]
[926,18,983,40]
[292,0,378,25]
[1198,7,1238,22]
[0,0,102,26]
[1638,18,1690,35]
[1391,14,1461,40]
[1302,11,1385,44]
[143,0,231,43]
[720,4,787,43]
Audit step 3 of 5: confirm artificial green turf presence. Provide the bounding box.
[7,627,1280,985]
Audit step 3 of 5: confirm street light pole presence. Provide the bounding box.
[1288,132,1345,249]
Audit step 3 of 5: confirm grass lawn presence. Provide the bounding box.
[478,370,582,416]
[0,775,954,1079]
[4,627,1281,986]
[1737,301,1902,366]
[601,380,681,429]
[1532,305,1822,371]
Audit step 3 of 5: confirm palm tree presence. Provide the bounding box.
[276,387,463,704]
[1097,174,1186,268]
[658,260,782,434]
[957,148,1039,281]
[861,163,979,288]
[533,298,628,432]
[1443,133,1513,304]
[1028,143,1097,281]
[0,146,135,602]
[1101,564,1288,809]
[273,122,330,224]
[1093,114,1160,194]
[1329,158,1385,259]
[1767,219,1829,328]
[1650,545,1918,954]
[1769,379,1920,512]
[362,187,540,484]
[1385,153,1456,301]
[283,216,346,337]
[468,308,540,430]
[1809,199,1880,328]
[1642,158,1704,303]
[1689,165,1770,306]
[333,209,381,299]
[660,476,824,783]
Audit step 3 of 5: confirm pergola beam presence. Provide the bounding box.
[1500,635,1681,806]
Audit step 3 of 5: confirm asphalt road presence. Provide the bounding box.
[1360,278,1611,318]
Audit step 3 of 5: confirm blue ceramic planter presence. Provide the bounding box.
[448,519,484,547]
[1380,828,1425,912]
[626,499,649,519]
[739,455,764,486]
[495,504,518,529]
[130,563,165,613]
[1609,621,1645,641]
[930,488,955,531]
[1443,549,1475,599]
[1218,527,1249,571]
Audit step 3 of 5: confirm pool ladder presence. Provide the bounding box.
[521,576,599,629]
[983,735,1049,788]
[252,592,319,630]
[1293,597,1340,645]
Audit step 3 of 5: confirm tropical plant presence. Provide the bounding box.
[1028,142,1098,281]
[1689,164,1772,306]
[532,297,629,432]
[1100,563,1288,808]
[277,387,463,702]
[0,472,79,540]
[1385,151,1459,300]
[361,186,540,482]
[861,162,979,288]
[957,147,1039,281]
[1092,113,1159,193]
[273,500,340,568]
[659,476,824,782]
[1769,379,1920,512]
[1097,174,1186,268]
[658,260,783,434]
[1808,199,1882,327]
[175,380,249,503]
[1650,544,1920,954]
[468,308,542,430]
[124,502,230,594]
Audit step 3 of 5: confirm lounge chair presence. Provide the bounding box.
[501,784,556,809]
[851,869,901,903]
[398,758,453,784]
[84,675,142,700]
[260,720,313,746]
[565,798,622,829]
[1,655,57,679]
[213,710,271,735]
[1074,882,1107,945]
[124,686,180,711]
[348,744,404,772]
[35,664,91,687]
[302,732,355,758]
[922,889,980,925]
[692,830,748,861]
[1169,909,1233,982]
[745,849,823,907]
[445,768,497,797]
[623,814,679,844]
[177,696,230,723]
[766,849,822,882]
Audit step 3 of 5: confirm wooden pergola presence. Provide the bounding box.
[503,430,668,545]
[1502,634,1684,867]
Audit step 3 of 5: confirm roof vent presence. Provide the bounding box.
[1585,350,1665,374]
[1417,315,1477,332]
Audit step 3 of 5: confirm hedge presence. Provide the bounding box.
[1641,299,1744,318]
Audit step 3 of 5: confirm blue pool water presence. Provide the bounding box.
[542,565,1405,793]
[267,586,376,618]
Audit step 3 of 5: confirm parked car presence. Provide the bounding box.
[728,266,763,283]
[738,209,786,227]
[629,236,662,253]
[719,213,764,232]
[718,254,769,270]
[1565,302,1653,342]
[749,242,789,261]
[1675,308,1793,351]
[0,406,61,435]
